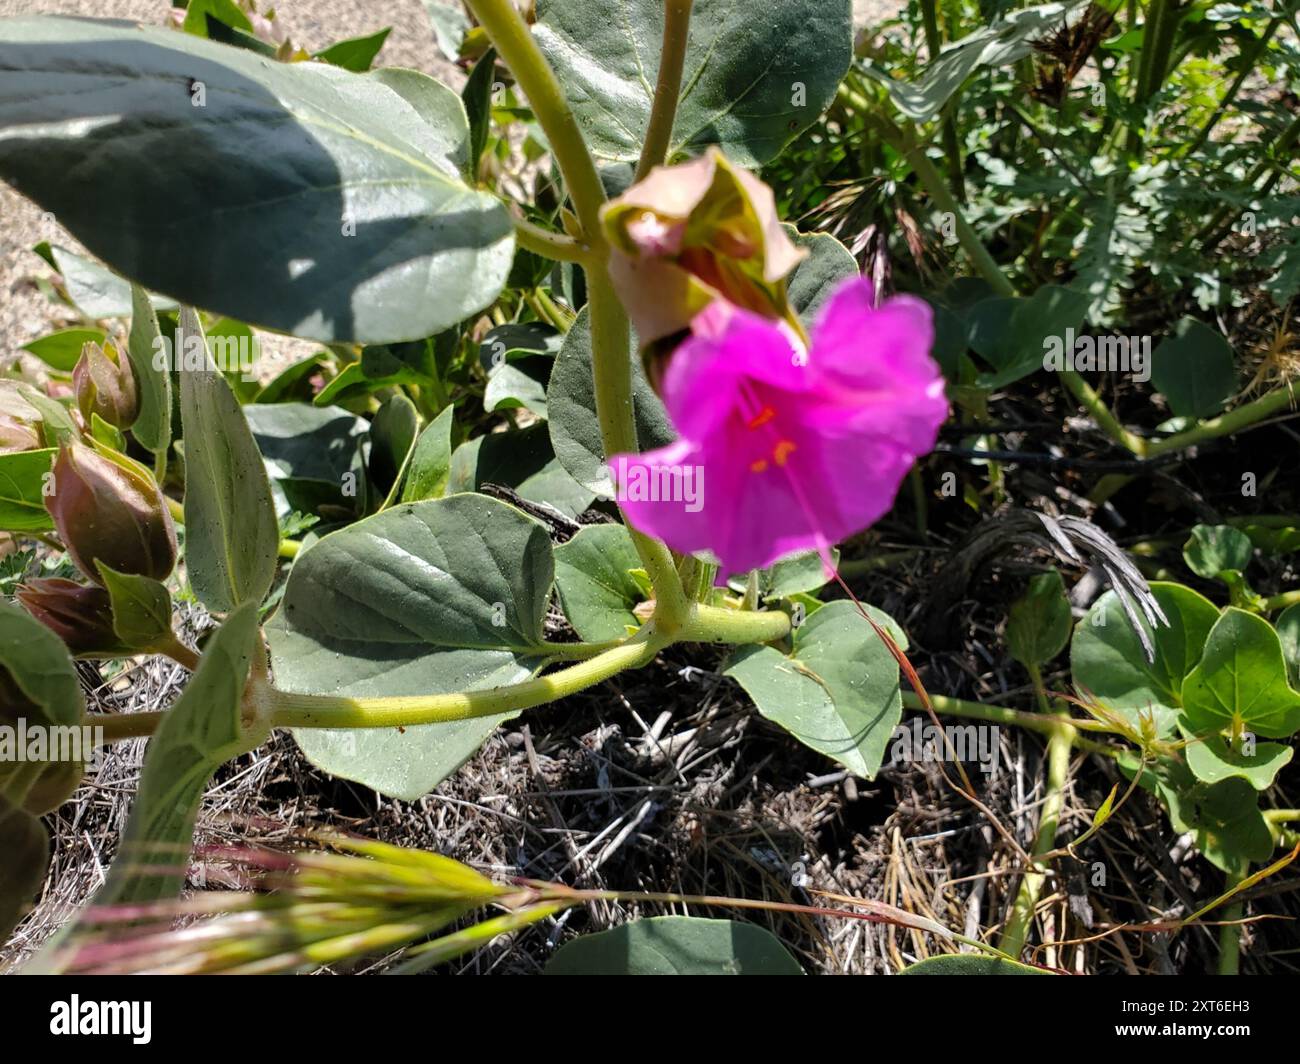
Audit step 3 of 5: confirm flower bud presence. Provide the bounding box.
[16,578,127,658]
[0,413,41,454]
[73,339,138,430]
[46,442,177,584]
[601,148,805,345]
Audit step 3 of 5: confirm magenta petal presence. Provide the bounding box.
[812,280,939,393]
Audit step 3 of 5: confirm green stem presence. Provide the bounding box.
[682,604,790,644]
[268,627,670,729]
[1218,871,1244,975]
[513,216,592,263]
[588,271,691,633]
[88,710,168,742]
[1262,589,1300,612]
[1128,0,1183,155]
[634,0,693,182]
[998,665,1075,958]
[906,691,1120,755]
[469,0,689,634]
[156,633,201,671]
[467,0,607,243]
[1145,386,1294,457]
[1059,369,1148,456]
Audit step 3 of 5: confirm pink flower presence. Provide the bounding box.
[610,277,948,575]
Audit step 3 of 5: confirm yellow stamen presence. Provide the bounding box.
[746,406,776,430]
[750,458,768,473]
[773,440,797,467]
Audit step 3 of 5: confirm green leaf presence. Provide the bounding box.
[1070,582,1219,736]
[1149,319,1237,419]
[0,448,55,532]
[545,916,803,975]
[976,285,1090,388]
[422,0,470,63]
[1007,571,1072,668]
[462,47,496,171]
[863,0,1087,123]
[254,351,330,404]
[312,27,392,72]
[126,284,172,456]
[401,405,455,503]
[548,307,675,496]
[1124,758,1273,875]
[268,494,555,799]
[1181,608,1300,738]
[1180,724,1293,790]
[534,0,851,167]
[485,361,551,419]
[1183,524,1253,580]
[34,242,177,319]
[725,601,903,778]
[99,602,261,904]
[786,229,858,323]
[452,424,596,519]
[0,596,84,728]
[18,388,78,449]
[1275,603,1300,688]
[0,796,49,942]
[726,550,839,601]
[899,954,1053,975]
[94,562,173,650]
[178,308,279,612]
[243,402,368,514]
[554,524,646,641]
[368,394,420,505]
[0,18,513,343]
[19,327,105,373]
[182,0,254,38]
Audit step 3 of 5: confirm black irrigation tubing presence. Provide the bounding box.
[933,444,1186,473]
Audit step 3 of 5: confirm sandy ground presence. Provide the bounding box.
[0,0,899,369]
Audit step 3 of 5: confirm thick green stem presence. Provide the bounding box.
[269,627,671,729]
[683,604,790,645]
[88,710,168,742]
[1218,871,1244,975]
[634,0,693,182]
[469,0,689,633]
[998,665,1075,958]
[1128,0,1184,155]
[513,216,592,263]
[1145,386,1294,457]
[465,0,607,243]
[587,272,691,632]
[1059,369,1148,456]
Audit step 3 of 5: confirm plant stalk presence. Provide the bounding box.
[634,0,693,182]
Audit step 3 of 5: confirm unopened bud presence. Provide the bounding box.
[0,413,41,454]
[16,578,127,658]
[73,340,138,430]
[45,443,176,584]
